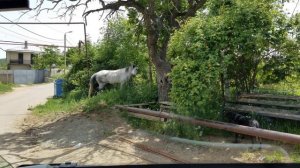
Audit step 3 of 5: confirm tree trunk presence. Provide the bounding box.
[145,26,172,101]
[155,62,171,101]
[148,54,153,85]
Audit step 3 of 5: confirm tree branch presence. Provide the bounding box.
[83,0,145,17]
[175,0,207,19]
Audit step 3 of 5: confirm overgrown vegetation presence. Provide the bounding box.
[32,0,300,149]
[64,18,149,97]
[254,77,300,96]
[33,47,63,73]
[168,0,299,120]
[0,82,14,94]
[32,97,81,116]
[0,59,7,70]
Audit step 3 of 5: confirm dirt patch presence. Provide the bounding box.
[0,109,294,167]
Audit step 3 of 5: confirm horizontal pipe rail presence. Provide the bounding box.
[115,105,300,144]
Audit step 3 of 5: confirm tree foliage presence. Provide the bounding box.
[33,47,63,71]
[168,0,300,118]
[34,0,207,101]
[168,16,222,119]
[0,59,7,70]
[64,18,149,96]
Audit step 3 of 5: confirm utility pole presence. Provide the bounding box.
[64,31,72,74]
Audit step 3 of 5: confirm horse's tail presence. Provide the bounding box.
[88,74,96,97]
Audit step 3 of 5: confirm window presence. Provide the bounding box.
[31,54,36,64]
[18,53,23,64]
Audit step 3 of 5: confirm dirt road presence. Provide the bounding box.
[0,83,53,134]
[0,84,292,166]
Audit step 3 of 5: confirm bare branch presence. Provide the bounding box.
[83,0,145,18]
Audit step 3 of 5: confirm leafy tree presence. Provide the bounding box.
[64,18,149,96]
[168,16,223,119]
[33,47,63,73]
[64,42,95,94]
[34,0,208,101]
[290,13,300,42]
[168,0,299,118]
[94,18,148,73]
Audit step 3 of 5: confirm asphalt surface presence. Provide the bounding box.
[0,83,53,134]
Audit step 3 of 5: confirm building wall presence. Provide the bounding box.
[0,70,13,83]
[7,51,34,70]
[9,64,31,70]
[0,70,46,84]
[7,51,32,62]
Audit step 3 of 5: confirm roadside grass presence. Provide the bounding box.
[31,83,157,115]
[32,97,83,116]
[0,82,14,94]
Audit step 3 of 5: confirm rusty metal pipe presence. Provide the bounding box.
[115,105,300,144]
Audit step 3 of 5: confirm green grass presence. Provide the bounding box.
[261,144,300,163]
[264,151,286,163]
[255,78,300,96]
[290,145,300,163]
[82,83,158,112]
[32,97,83,116]
[31,83,157,115]
[0,83,14,94]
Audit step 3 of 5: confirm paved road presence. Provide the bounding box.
[0,83,53,135]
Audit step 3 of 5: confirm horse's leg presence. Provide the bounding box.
[120,82,124,90]
[98,82,106,91]
[88,82,93,98]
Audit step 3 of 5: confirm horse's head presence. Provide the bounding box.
[129,64,138,76]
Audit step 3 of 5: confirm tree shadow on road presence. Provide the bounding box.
[0,110,149,166]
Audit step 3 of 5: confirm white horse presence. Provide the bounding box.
[88,65,138,97]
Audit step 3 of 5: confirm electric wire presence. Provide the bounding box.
[0,14,64,42]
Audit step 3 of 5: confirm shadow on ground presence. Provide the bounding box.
[0,109,285,167]
[0,111,150,166]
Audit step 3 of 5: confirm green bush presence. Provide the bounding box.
[168,17,222,120]
[83,82,157,112]
[63,18,149,100]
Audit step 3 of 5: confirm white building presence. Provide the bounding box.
[6,41,42,70]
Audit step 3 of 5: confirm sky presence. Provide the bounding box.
[0,0,299,59]
[0,0,111,58]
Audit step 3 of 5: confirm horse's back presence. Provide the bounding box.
[94,69,121,84]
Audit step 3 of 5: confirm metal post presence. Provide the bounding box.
[115,105,300,144]
[0,22,87,72]
[64,31,72,74]
[64,33,66,74]
[83,23,88,59]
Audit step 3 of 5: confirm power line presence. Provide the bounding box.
[0,40,76,48]
[0,25,61,44]
[66,38,73,46]
[36,18,78,43]
[0,14,64,42]
[292,0,300,16]
[36,18,65,34]
[0,21,88,60]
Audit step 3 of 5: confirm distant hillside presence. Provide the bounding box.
[0,59,7,70]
